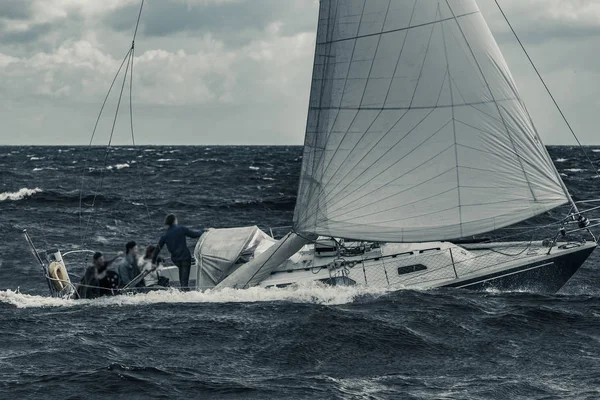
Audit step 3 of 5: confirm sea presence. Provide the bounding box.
[1,145,600,400]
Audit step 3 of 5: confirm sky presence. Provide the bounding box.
[0,0,598,146]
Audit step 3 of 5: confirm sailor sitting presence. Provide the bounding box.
[138,245,168,288]
[76,252,120,299]
[109,241,142,288]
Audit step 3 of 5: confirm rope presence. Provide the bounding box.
[494,0,600,178]
[489,241,533,257]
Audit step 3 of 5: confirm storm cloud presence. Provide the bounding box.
[0,0,598,145]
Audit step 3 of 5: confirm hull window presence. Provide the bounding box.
[398,264,427,275]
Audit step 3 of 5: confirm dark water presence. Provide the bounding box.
[1,146,600,399]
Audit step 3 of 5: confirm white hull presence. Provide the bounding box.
[180,239,596,294]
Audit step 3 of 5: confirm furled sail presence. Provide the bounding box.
[293,0,569,243]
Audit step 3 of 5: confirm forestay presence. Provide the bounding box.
[294,0,569,242]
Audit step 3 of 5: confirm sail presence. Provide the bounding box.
[293,0,569,243]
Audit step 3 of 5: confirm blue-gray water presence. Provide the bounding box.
[1,146,600,399]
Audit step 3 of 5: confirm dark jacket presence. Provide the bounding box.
[153,225,203,263]
[76,258,117,299]
[77,265,101,300]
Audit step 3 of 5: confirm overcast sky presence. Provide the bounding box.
[0,0,598,145]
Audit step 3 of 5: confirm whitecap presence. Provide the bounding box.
[555,158,568,163]
[29,156,44,161]
[565,168,584,173]
[95,236,110,244]
[262,177,275,181]
[0,283,390,309]
[0,188,42,202]
[106,163,130,170]
[249,166,260,171]
[32,167,57,172]
[157,159,174,162]
[593,149,600,153]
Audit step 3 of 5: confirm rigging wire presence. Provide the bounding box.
[493,0,600,178]
[79,0,146,246]
[78,47,133,245]
[128,31,153,226]
[81,51,134,245]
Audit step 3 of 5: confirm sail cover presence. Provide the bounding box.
[293,0,569,242]
[194,227,276,289]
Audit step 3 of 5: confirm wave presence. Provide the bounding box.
[21,190,122,205]
[0,283,390,309]
[33,167,58,172]
[106,163,130,170]
[216,197,296,211]
[191,158,227,164]
[0,187,42,202]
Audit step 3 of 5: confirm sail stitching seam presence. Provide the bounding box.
[316,11,480,45]
[308,0,395,211]
[443,0,538,202]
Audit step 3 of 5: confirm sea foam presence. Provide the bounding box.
[0,283,390,309]
[0,188,42,202]
[106,163,130,170]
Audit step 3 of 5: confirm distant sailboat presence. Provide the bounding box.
[27,0,598,297]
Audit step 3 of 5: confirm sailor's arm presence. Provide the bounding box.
[152,236,165,264]
[105,255,121,266]
[184,227,203,238]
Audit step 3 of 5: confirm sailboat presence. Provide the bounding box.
[27,0,597,297]
[192,0,597,294]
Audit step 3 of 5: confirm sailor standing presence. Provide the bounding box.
[152,214,203,291]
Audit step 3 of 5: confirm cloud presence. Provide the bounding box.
[0,0,598,145]
[482,0,600,44]
[105,0,317,47]
[0,0,33,21]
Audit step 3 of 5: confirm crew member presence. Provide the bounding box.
[139,245,168,288]
[152,214,203,291]
[111,241,141,288]
[76,252,119,299]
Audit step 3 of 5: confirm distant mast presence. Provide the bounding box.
[293,0,570,243]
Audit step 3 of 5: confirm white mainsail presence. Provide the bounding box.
[293,0,569,243]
